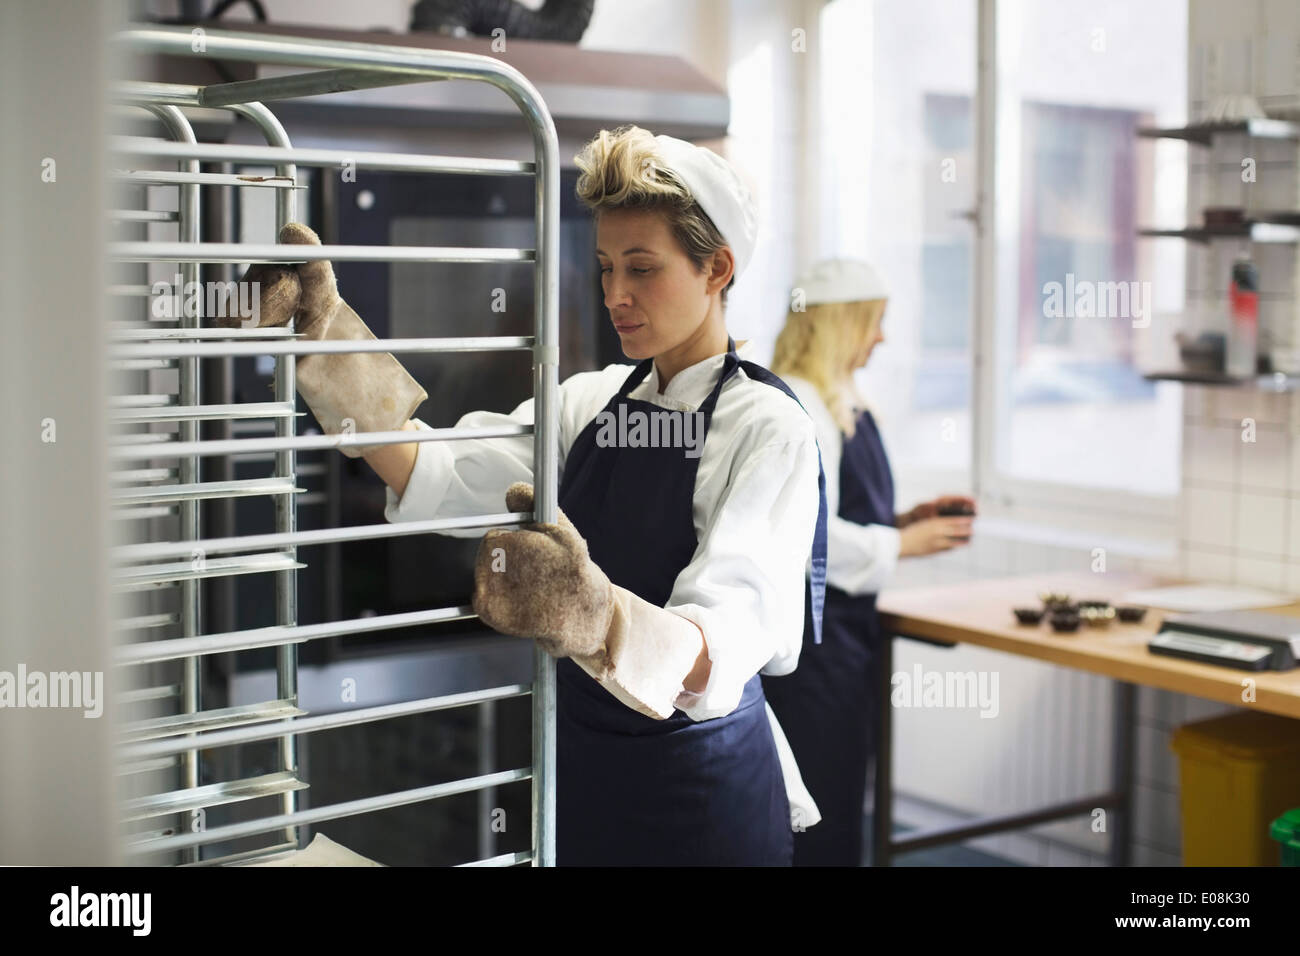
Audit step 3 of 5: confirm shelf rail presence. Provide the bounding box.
[109,25,560,867]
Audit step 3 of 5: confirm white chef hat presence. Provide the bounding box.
[793,258,890,305]
[652,133,759,280]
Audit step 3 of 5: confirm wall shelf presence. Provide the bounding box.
[1143,370,1300,391]
[1136,116,1300,390]
[1138,215,1300,243]
[1137,118,1300,145]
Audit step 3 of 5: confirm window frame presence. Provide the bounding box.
[970,0,1182,541]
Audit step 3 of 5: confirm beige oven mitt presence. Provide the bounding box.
[217,223,427,458]
[238,833,384,867]
[473,482,703,720]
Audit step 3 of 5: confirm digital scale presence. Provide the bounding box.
[1150,609,1300,671]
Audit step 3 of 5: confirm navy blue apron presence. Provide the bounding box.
[762,405,894,866]
[554,337,828,866]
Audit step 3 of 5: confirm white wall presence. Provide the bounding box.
[1,0,121,865]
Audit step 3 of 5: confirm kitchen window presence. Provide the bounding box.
[988,0,1188,517]
[816,0,1188,531]
[817,0,978,490]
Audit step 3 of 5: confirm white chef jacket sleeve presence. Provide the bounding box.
[788,377,900,598]
[826,517,900,597]
[664,431,822,722]
[383,367,620,536]
[382,407,537,538]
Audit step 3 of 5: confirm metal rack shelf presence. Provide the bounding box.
[122,771,309,823]
[109,25,561,867]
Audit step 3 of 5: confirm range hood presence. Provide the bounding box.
[140,21,731,156]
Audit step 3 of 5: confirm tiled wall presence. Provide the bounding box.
[1181,387,1300,592]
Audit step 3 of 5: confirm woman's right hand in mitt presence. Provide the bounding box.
[472,481,615,661]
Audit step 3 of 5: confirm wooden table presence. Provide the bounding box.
[871,571,1300,866]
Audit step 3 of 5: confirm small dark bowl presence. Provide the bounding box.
[1045,601,1079,614]
[1081,606,1116,628]
[1116,606,1147,623]
[1049,612,1081,633]
[1013,607,1045,625]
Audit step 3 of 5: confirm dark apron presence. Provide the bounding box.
[762,406,895,866]
[554,337,828,866]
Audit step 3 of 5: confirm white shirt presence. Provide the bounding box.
[384,339,823,723]
[781,375,901,597]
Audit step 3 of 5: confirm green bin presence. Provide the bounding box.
[1270,808,1300,866]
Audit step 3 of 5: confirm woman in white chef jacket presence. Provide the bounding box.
[761,259,975,867]
[257,125,830,866]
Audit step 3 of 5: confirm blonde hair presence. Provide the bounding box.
[574,124,735,306]
[771,298,885,437]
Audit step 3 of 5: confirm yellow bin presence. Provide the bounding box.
[1170,710,1300,866]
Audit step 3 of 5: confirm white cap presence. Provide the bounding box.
[793,258,889,305]
[652,134,758,280]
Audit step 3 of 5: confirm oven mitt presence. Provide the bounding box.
[217,222,428,458]
[472,482,704,720]
[240,833,384,867]
[211,264,301,330]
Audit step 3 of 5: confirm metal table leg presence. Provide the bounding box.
[871,633,1132,867]
[871,633,895,866]
[1109,681,1136,866]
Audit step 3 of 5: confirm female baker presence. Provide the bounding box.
[239,125,829,865]
[761,258,976,867]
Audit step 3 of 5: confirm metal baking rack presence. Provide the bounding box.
[107,25,559,866]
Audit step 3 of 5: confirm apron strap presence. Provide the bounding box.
[696,336,741,418]
[616,336,742,403]
[734,358,829,646]
[613,357,654,397]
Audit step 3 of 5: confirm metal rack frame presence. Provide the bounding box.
[108,25,559,867]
